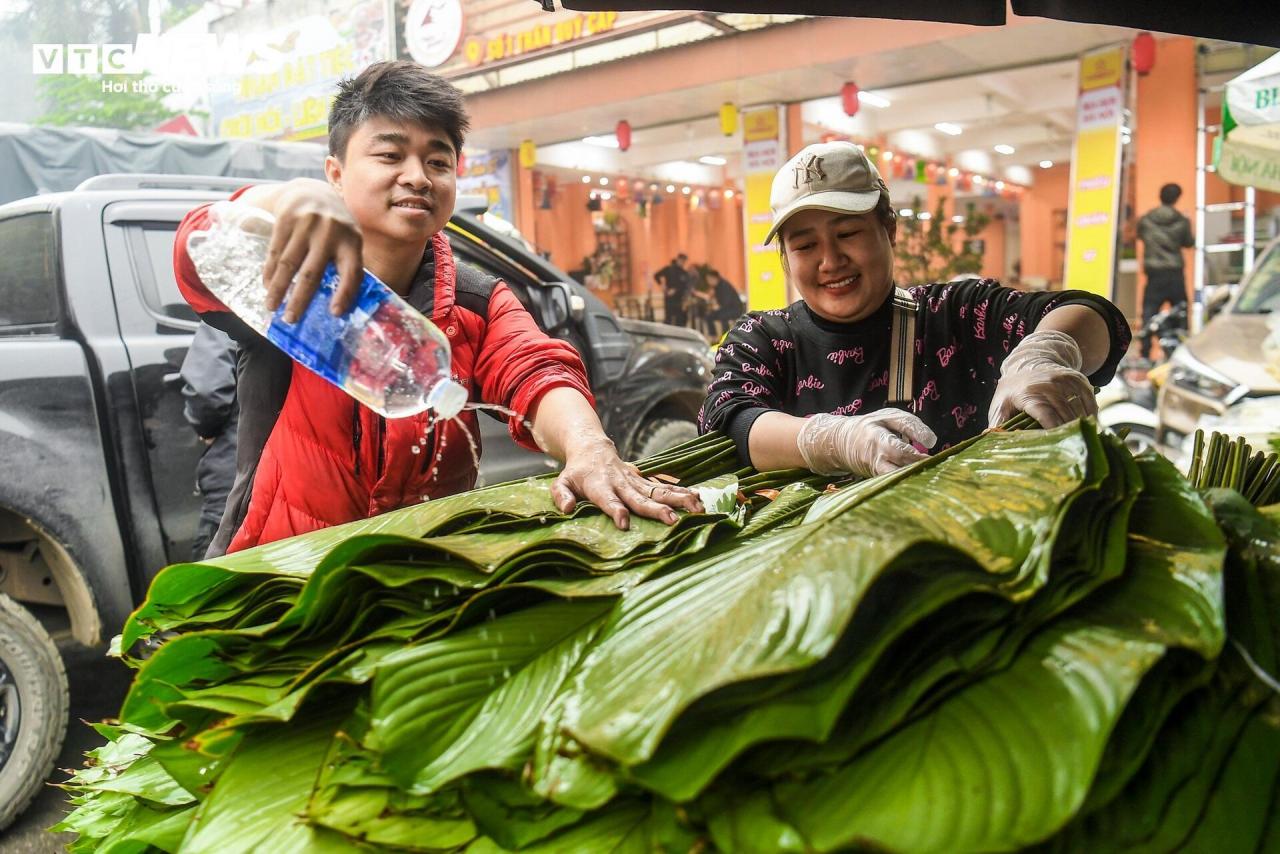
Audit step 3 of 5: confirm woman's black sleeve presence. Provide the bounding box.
[698,316,789,465]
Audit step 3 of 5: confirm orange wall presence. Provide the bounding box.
[526,177,745,305]
[1134,36,1198,306]
[1021,163,1071,285]
[978,212,1007,280]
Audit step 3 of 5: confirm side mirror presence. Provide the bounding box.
[542,281,585,332]
[1205,285,1233,320]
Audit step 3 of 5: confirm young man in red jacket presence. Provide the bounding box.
[175,61,700,556]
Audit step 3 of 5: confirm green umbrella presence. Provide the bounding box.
[1216,52,1280,191]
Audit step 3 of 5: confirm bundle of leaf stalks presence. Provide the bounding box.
[57,420,1280,853]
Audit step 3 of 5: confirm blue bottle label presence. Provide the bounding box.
[264,264,393,386]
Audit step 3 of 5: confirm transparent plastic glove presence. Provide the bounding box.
[796,410,937,477]
[988,329,1098,428]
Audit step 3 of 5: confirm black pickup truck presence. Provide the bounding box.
[0,174,713,828]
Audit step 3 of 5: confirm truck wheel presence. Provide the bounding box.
[0,593,69,832]
[633,418,700,461]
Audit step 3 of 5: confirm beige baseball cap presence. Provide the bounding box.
[765,141,888,244]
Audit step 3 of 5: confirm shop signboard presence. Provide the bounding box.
[743,106,787,311]
[211,0,388,141]
[1063,45,1125,297]
[457,149,516,223]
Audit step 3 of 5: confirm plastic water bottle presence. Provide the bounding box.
[185,201,467,419]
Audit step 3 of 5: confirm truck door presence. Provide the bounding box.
[102,201,208,564]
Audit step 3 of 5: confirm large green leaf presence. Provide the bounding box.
[179,709,351,853]
[555,424,1101,772]
[364,599,613,793]
[766,465,1225,853]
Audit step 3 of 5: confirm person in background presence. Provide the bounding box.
[180,323,238,561]
[706,268,745,336]
[699,140,1131,478]
[656,253,692,327]
[1136,182,1195,357]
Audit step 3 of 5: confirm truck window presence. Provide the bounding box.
[127,224,198,325]
[0,213,59,331]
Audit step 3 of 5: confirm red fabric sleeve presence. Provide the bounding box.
[472,282,595,450]
[173,186,255,316]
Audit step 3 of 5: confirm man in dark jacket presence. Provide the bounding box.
[656,253,692,326]
[1136,183,1195,355]
[180,323,238,560]
[706,268,745,336]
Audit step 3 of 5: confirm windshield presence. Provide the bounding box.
[1235,243,1280,314]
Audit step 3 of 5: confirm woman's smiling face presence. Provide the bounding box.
[781,208,896,323]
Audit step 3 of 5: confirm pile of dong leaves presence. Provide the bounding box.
[57,420,1280,853]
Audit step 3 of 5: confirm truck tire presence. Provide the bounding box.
[633,417,700,461]
[0,592,69,832]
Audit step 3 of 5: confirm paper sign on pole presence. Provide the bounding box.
[1064,45,1125,297]
[742,106,787,311]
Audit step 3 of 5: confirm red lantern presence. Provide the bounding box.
[841,81,860,118]
[616,120,632,152]
[456,150,466,177]
[1132,32,1156,75]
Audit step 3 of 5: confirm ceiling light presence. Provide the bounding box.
[724,189,735,199]
[581,175,592,184]
[934,122,963,136]
[681,186,692,195]
[994,144,1015,155]
[952,215,965,223]
[882,151,894,162]
[899,208,914,217]
[649,183,659,191]
[583,135,619,148]
[601,191,613,200]
[1039,160,1054,169]
[948,167,960,177]
[666,184,676,193]
[995,180,1005,190]
[599,177,609,186]
[857,91,891,108]
[972,175,985,185]
[699,155,728,166]
[918,212,932,221]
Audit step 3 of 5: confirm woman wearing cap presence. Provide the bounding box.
[698,141,1131,477]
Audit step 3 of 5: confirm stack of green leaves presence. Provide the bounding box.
[56,422,1280,853]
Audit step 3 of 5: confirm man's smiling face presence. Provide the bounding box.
[325,115,457,250]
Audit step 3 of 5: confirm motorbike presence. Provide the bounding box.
[1096,304,1186,457]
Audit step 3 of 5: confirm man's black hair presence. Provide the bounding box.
[328,60,471,160]
[676,252,689,262]
[1159,183,1182,206]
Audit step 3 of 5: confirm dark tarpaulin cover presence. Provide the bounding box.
[556,0,1279,47]
[558,0,1005,25]
[0,124,325,206]
[1012,0,1280,49]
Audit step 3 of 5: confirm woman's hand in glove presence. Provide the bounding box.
[988,330,1098,428]
[796,409,938,477]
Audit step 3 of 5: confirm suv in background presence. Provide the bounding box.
[0,175,712,829]
[1156,235,1280,453]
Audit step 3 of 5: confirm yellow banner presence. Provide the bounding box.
[743,107,786,311]
[1064,46,1125,297]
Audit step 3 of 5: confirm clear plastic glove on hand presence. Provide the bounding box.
[987,329,1097,428]
[796,409,938,477]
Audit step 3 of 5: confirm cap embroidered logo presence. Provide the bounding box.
[793,154,827,189]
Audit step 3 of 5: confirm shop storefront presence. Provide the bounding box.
[189,0,1276,329]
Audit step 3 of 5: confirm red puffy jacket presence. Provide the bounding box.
[174,196,592,554]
